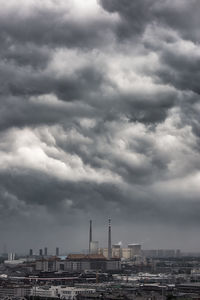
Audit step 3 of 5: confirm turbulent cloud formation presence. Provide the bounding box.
[0,0,200,252]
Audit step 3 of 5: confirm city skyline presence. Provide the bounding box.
[0,219,197,255]
[0,0,200,252]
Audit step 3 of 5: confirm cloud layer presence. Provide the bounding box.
[0,0,200,252]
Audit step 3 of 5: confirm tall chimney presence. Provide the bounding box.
[108,218,112,259]
[89,220,92,254]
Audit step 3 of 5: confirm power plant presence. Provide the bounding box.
[88,219,142,260]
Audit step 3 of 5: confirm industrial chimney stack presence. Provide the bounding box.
[108,218,112,259]
[89,220,92,254]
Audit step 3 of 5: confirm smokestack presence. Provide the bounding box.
[108,218,112,259]
[89,220,92,254]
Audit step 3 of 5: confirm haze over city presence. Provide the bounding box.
[0,0,200,253]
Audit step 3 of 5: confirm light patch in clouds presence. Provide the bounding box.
[0,127,121,184]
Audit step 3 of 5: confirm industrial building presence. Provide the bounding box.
[65,254,121,272]
[89,241,99,254]
[112,244,121,259]
[36,256,60,272]
[89,219,142,261]
[35,254,121,272]
[98,244,142,260]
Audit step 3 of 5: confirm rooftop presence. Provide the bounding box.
[67,254,106,260]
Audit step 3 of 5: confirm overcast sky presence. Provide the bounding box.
[1,0,200,254]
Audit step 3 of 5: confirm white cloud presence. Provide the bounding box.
[0,127,121,184]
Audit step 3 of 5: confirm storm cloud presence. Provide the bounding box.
[0,0,200,253]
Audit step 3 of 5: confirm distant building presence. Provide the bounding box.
[99,248,108,258]
[99,244,142,260]
[36,257,60,272]
[56,247,59,256]
[142,249,158,258]
[90,241,99,254]
[8,253,15,261]
[122,248,131,259]
[112,244,121,259]
[64,254,121,272]
[128,244,141,258]
[29,249,33,256]
[4,258,26,266]
[44,247,48,256]
[142,249,180,258]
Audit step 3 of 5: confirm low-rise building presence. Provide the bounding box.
[36,256,60,272]
[64,254,121,272]
[0,285,31,297]
[31,285,95,299]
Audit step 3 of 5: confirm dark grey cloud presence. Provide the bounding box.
[100,0,200,42]
[153,0,200,43]
[0,0,200,252]
[158,51,200,95]
[0,2,116,49]
[100,0,154,38]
